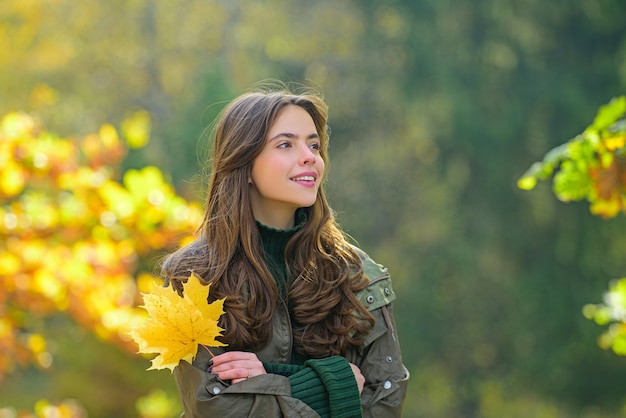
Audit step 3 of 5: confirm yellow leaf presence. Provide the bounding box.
[603,134,626,151]
[129,272,226,371]
[0,160,26,196]
[27,333,47,354]
[121,110,151,149]
[185,272,226,322]
[99,124,120,149]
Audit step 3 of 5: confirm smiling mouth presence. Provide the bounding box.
[291,176,316,182]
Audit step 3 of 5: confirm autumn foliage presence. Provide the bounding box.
[0,111,202,381]
[518,96,626,219]
[518,96,626,356]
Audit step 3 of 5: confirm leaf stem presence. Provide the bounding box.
[201,344,216,358]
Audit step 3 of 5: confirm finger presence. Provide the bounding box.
[214,367,249,381]
[231,369,252,385]
[211,359,256,373]
[211,351,256,366]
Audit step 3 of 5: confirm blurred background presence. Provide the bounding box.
[2,0,626,417]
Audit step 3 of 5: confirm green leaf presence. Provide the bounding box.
[517,143,571,191]
[552,161,592,202]
[516,175,537,191]
[591,96,626,131]
[611,334,626,356]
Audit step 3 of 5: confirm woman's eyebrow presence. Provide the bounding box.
[269,132,319,141]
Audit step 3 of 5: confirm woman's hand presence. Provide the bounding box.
[349,363,365,394]
[209,351,266,384]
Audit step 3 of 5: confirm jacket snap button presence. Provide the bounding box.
[366,295,374,303]
[386,356,393,363]
[384,288,391,295]
[212,386,221,395]
[383,380,392,390]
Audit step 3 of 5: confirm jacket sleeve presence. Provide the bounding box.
[173,346,321,418]
[350,254,410,418]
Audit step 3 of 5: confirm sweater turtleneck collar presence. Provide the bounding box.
[256,209,308,293]
[256,209,307,259]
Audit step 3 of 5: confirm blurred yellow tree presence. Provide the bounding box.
[0,110,202,386]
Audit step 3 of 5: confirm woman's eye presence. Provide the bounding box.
[277,141,291,148]
[310,142,321,150]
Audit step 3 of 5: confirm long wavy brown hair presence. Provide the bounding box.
[162,85,374,358]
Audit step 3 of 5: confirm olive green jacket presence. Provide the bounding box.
[173,249,409,417]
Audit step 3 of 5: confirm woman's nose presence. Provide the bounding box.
[299,145,316,165]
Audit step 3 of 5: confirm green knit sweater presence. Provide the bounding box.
[257,213,363,418]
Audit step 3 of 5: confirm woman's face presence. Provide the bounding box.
[249,105,325,229]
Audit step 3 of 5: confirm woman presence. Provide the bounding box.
[162,84,409,417]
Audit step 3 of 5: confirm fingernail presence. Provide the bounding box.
[208,359,214,367]
[207,368,212,373]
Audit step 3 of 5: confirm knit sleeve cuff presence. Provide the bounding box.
[263,361,302,377]
[263,362,331,417]
[305,356,363,418]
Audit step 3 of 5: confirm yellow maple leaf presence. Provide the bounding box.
[129,272,227,371]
